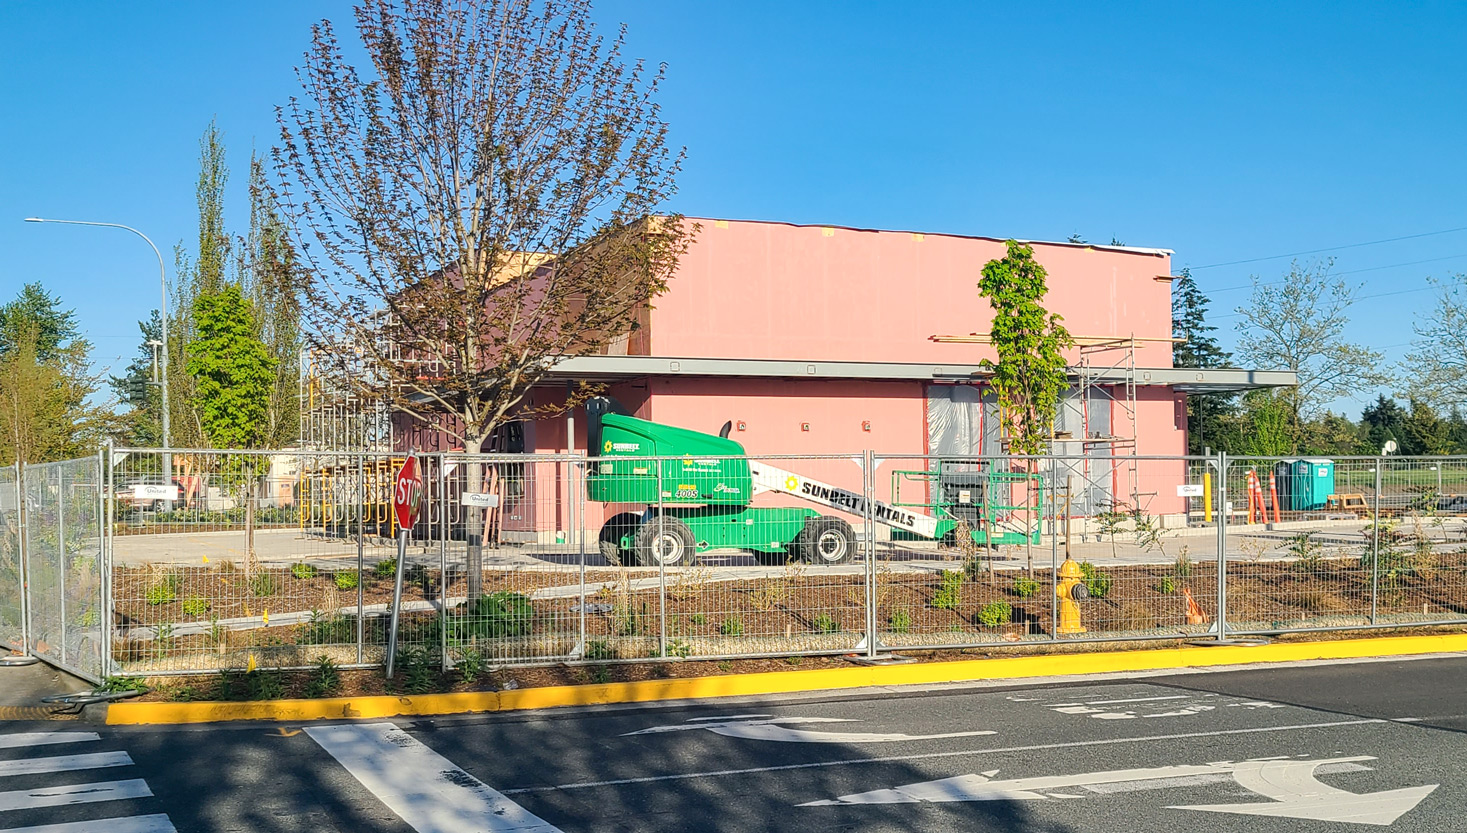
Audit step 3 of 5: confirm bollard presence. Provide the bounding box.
[1056,558,1088,635]
[1268,471,1282,525]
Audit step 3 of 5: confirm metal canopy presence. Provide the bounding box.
[544,355,1296,391]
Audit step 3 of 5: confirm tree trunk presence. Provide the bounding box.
[244,474,257,579]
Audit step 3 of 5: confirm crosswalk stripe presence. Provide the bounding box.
[0,751,133,777]
[0,732,100,750]
[0,778,153,812]
[0,814,177,833]
[306,722,564,833]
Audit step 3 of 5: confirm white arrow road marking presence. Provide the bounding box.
[803,755,1436,824]
[1171,758,1439,826]
[623,715,995,744]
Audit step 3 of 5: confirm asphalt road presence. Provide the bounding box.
[5,654,1467,832]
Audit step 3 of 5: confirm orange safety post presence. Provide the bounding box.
[1268,471,1282,525]
[1245,470,1257,523]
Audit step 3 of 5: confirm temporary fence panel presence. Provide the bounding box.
[0,465,22,656]
[441,454,586,669]
[18,458,104,682]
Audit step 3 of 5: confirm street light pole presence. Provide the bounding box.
[24,218,172,484]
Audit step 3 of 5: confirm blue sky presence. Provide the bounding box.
[2,1,1464,415]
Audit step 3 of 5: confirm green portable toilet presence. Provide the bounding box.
[1292,458,1334,510]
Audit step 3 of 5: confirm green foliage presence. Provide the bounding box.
[145,573,180,606]
[304,655,341,698]
[665,639,692,658]
[888,607,912,633]
[1287,532,1324,569]
[181,597,210,617]
[977,240,1074,453]
[456,648,487,682]
[188,284,275,449]
[1158,575,1176,595]
[1012,576,1040,598]
[1132,509,1168,556]
[689,613,707,626]
[976,600,1013,627]
[290,562,317,580]
[297,610,354,645]
[398,648,438,695]
[719,616,744,637]
[333,571,359,590]
[931,569,964,611]
[1078,561,1112,598]
[1174,548,1194,577]
[1361,519,1413,585]
[456,592,534,638]
[374,558,398,578]
[1096,502,1129,558]
[584,640,614,661]
[813,612,840,634]
[99,676,149,694]
[244,669,284,700]
[248,571,277,598]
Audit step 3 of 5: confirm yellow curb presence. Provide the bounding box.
[105,632,1467,726]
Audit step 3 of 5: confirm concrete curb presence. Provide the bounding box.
[104,632,1467,726]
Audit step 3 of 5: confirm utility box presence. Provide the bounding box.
[1275,458,1334,511]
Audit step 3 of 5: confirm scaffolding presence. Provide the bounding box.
[1076,334,1144,512]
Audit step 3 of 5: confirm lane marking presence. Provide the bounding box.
[0,732,100,750]
[1075,695,1191,706]
[0,779,153,812]
[0,752,133,777]
[305,722,563,833]
[623,716,996,744]
[0,816,177,833]
[1171,758,1439,825]
[504,718,1398,795]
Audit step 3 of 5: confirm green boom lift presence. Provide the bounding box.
[585,397,1041,567]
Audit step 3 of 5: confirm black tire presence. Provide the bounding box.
[797,516,856,565]
[634,515,695,567]
[598,512,643,567]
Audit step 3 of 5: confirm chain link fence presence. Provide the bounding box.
[8,449,1467,681]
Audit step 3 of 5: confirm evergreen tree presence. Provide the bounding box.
[108,311,163,447]
[0,283,81,362]
[0,286,110,462]
[1361,395,1407,454]
[1171,268,1235,453]
[1403,399,1452,456]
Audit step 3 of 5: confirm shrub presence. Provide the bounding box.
[144,573,180,606]
[399,647,438,695]
[584,640,614,661]
[181,597,210,617]
[333,571,359,590]
[456,648,486,682]
[689,613,707,626]
[374,558,398,578]
[1174,547,1194,577]
[719,616,744,637]
[976,600,1013,627]
[297,611,353,645]
[1078,562,1112,599]
[249,572,277,598]
[888,607,912,633]
[145,582,178,606]
[304,655,340,698]
[457,592,534,638]
[665,639,692,658]
[813,612,840,633]
[1158,575,1176,595]
[1013,576,1040,598]
[290,562,318,580]
[931,570,964,610]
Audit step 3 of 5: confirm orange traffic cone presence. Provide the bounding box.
[1183,588,1208,625]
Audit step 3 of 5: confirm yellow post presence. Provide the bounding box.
[1203,470,1213,523]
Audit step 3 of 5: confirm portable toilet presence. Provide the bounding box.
[1287,458,1334,510]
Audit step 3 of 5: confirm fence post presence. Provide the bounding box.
[355,454,365,667]
[439,453,449,671]
[856,448,868,657]
[56,466,66,668]
[15,459,28,659]
[575,458,587,662]
[1371,459,1382,625]
[656,463,667,660]
[100,443,112,678]
[1215,452,1227,642]
[1050,462,1060,641]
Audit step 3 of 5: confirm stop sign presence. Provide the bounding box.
[393,455,423,531]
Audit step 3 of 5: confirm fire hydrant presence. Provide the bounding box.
[1057,557,1089,635]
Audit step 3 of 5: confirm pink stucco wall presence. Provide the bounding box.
[651,219,1174,368]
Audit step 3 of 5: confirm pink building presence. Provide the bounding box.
[398,219,1293,531]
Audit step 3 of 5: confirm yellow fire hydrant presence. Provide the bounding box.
[1056,557,1088,635]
